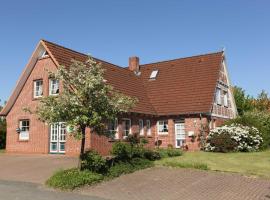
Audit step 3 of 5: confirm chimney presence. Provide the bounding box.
[129,56,140,73]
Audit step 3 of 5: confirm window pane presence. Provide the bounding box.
[158,120,168,132]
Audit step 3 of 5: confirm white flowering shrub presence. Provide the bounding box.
[205,124,263,152]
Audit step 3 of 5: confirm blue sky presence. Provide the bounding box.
[0,0,270,105]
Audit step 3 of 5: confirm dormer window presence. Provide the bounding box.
[150,70,159,80]
[49,79,59,95]
[33,80,43,98]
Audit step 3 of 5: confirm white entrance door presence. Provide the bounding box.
[175,122,185,148]
[50,123,66,153]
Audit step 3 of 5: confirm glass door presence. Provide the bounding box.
[50,123,66,153]
[175,122,185,148]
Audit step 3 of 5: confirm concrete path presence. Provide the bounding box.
[0,180,106,200]
[0,154,78,183]
[79,167,270,200]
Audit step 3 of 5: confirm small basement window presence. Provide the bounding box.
[150,70,159,79]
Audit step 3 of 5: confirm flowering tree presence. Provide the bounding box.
[205,124,263,152]
[35,57,137,169]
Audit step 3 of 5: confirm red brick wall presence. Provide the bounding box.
[6,58,56,154]
[5,57,91,155]
[5,57,228,155]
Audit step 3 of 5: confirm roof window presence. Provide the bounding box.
[150,70,159,80]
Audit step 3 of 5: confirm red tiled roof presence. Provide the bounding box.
[139,52,223,115]
[0,40,224,116]
[42,40,156,115]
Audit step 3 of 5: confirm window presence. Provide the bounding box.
[19,120,29,140]
[158,120,168,134]
[224,91,228,107]
[139,119,144,136]
[41,51,49,58]
[33,80,43,98]
[150,70,159,79]
[215,88,221,105]
[108,118,118,139]
[49,79,59,95]
[122,119,131,138]
[146,120,151,136]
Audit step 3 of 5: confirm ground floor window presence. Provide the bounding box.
[146,120,151,136]
[158,120,168,134]
[139,119,144,136]
[108,118,119,139]
[122,119,131,138]
[19,120,30,141]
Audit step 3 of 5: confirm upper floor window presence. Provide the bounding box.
[122,118,131,138]
[215,88,221,105]
[49,79,59,95]
[224,91,228,107]
[146,120,151,136]
[108,118,118,139]
[139,119,144,136]
[19,120,30,141]
[158,120,168,134]
[34,80,43,98]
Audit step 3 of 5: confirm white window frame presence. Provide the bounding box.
[139,119,144,136]
[157,120,168,135]
[19,120,30,141]
[122,118,131,138]
[216,88,221,105]
[224,91,228,107]
[108,118,119,139]
[146,120,151,136]
[49,79,59,95]
[50,122,66,153]
[33,80,43,98]
[150,70,159,79]
[175,122,185,148]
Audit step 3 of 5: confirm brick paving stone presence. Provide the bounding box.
[79,167,270,200]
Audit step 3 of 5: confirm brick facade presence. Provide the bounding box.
[2,41,236,156]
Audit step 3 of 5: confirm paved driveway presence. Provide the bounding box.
[0,154,78,183]
[79,167,270,200]
[0,180,104,200]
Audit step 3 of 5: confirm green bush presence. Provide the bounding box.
[157,148,183,158]
[0,118,6,149]
[111,141,146,161]
[226,111,270,149]
[205,124,263,152]
[107,158,154,178]
[167,148,183,157]
[81,150,108,173]
[207,132,238,153]
[46,168,103,190]
[143,149,161,161]
[163,161,209,170]
[111,142,132,161]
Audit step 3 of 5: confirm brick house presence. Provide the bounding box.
[0,40,237,155]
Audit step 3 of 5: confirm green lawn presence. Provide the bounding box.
[0,149,5,153]
[155,150,270,179]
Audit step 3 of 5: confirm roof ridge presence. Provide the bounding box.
[140,51,223,67]
[41,39,125,70]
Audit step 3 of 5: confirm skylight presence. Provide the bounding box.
[150,70,159,79]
